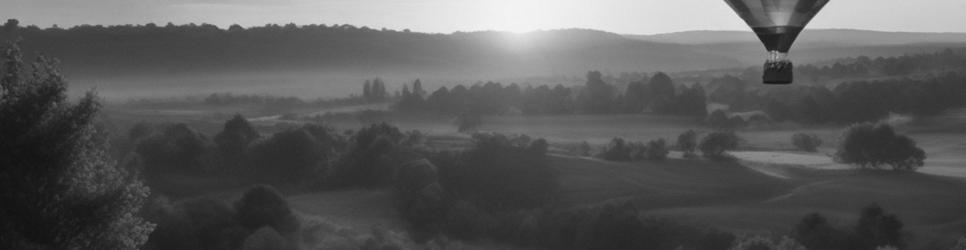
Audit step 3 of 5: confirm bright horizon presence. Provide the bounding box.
[3,0,966,35]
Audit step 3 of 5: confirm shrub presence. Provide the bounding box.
[136,123,218,173]
[144,197,247,250]
[834,123,925,171]
[678,130,699,158]
[730,236,806,250]
[214,114,260,158]
[234,185,299,236]
[241,227,293,250]
[455,112,482,133]
[249,124,341,183]
[855,204,904,249]
[644,138,670,161]
[599,137,632,161]
[792,213,851,250]
[437,133,556,210]
[327,123,405,187]
[791,133,823,152]
[700,131,741,159]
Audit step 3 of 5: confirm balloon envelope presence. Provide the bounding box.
[725,0,829,52]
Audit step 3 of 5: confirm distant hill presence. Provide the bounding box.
[628,29,966,66]
[629,29,966,46]
[2,24,739,79]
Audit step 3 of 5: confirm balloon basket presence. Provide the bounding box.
[763,60,793,84]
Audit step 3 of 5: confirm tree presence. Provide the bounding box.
[455,112,482,133]
[791,133,823,152]
[834,123,925,171]
[644,138,669,161]
[214,114,260,162]
[677,130,699,158]
[0,42,154,249]
[235,185,299,236]
[854,204,904,249]
[699,131,741,159]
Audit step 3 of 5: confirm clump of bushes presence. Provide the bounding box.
[834,123,925,171]
[143,185,299,250]
[249,123,344,183]
[439,133,556,211]
[678,130,699,158]
[791,132,823,152]
[699,131,741,160]
[730,236,806,250]
[325,122,407,187]
[136,123,219,174]
[792,204,905,250]
[644,138,670,161]
[597,137,669,162]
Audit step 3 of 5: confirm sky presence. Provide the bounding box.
[3,0,966,34]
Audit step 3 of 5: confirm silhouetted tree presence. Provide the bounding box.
[677,130,699,158]
[791,133,823,152]
[215,114,260,170]
[699,131,741,159]
[854,204,904,249]
[834,123,925,171]
[0,42,153,249]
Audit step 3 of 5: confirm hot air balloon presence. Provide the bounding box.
[724,0,829,84]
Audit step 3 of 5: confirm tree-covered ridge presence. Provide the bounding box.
[0,19,738,76]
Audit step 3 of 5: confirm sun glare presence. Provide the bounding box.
[481,0,555,33]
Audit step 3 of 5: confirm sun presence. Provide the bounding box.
[483,0,555,33]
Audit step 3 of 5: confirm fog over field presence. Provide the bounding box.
[4,2,966,250]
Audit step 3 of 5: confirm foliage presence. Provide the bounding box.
[677,130,700,158]
[143,197,246,250]
[136,123,218,173]
[791,204,906,250]
[855,204,904,249]
[214,114,260,169]
[326,122,404,187]
[834,123,925,170]
[435,133,556,211]
[699,131,741,159]
[644,138,670,161]
[235,185,300,236]
[598,137,633,162]
[249,123,342,183]
[730,236,806,250]
[0,42,153,249]
[241,227,294,250]
[455,112,482,133]
[791,133,823,152]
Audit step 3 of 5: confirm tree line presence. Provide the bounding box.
[394,71,707,116]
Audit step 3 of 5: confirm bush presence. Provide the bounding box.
[644,138,670,161]
[144,197,247,250]
[791,204,906,250]
[234,185,299,236]
[855,204,904,249]
[214,114,260,159]
[835,123,925,171]
[700,131,741,159]
[730,236,806,250]
[678,130,699,158]
[136,123,218,173]
[326,123,405,187]
[241,227,293,250]
[792,213,852,250]
[599,137,632,161]
[436,133,556,211]
[249,124,341,183]
[791,133,823,152]
[456,112,483,133]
